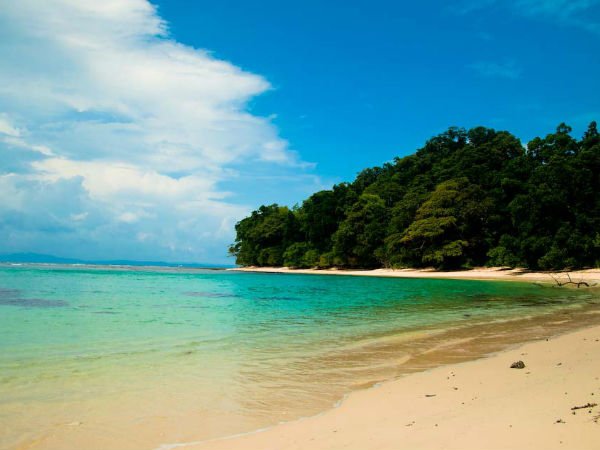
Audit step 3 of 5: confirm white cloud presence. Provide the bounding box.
[32,158,221,201]
[0,114,21,137]
[0,0,318,263]
[70,212,89,222]
[118,212,142,223]
[2,136,55,156]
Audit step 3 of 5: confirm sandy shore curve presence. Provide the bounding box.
[167,323,600,450]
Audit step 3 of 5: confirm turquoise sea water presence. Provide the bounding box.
[0,264,598,449]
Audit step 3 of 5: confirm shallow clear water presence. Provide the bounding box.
[0,264,598,449]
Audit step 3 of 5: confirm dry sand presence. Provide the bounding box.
[233,266,600,285]
[167,324,600,450]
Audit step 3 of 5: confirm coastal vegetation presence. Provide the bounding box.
[230,123,600,270]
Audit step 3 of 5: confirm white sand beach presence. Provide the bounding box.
[176,323,600,450]
[233,266,600,285]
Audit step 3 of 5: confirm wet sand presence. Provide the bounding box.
[171,321,600,450]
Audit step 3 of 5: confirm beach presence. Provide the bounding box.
[2,265,600,450]
[171,323,600,450]
[233,266,600,285]
[3,1,599,449]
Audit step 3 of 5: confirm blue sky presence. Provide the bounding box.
[156,0,600,183]
[0,0,598,263]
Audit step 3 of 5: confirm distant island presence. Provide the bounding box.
[230,123,600,270]
[0,253,234,269]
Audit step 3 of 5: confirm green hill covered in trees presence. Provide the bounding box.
[229,123,600,270]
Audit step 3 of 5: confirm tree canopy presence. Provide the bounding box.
[230,123,600,270]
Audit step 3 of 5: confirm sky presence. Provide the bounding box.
[0,0,599,264]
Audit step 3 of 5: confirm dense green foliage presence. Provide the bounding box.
[230,123,600,270]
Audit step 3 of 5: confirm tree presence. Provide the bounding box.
[296,190,341,251]
[229,204,300,266]
[395,178,488,269]
[230,123,599,271]
[332,194,388,267]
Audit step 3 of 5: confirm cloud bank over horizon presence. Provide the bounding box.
[0,0,319,263]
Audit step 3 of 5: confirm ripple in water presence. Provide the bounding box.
[0,287,68,308]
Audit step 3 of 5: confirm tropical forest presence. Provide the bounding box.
[230,123,600,270]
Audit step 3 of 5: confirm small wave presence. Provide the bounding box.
[183,291,240,298]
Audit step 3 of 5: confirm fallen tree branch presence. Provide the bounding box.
[548,272,592,288]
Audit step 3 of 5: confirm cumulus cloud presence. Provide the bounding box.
[0,0,317,263]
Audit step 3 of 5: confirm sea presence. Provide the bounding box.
[1,263,599,449]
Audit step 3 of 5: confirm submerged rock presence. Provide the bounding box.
[510,360,526,369]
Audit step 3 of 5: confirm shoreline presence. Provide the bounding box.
[166,321,600,450]
[7,266,600,450]
[231,266,600,285]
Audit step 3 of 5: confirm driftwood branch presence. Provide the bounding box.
[548,272,594,288]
